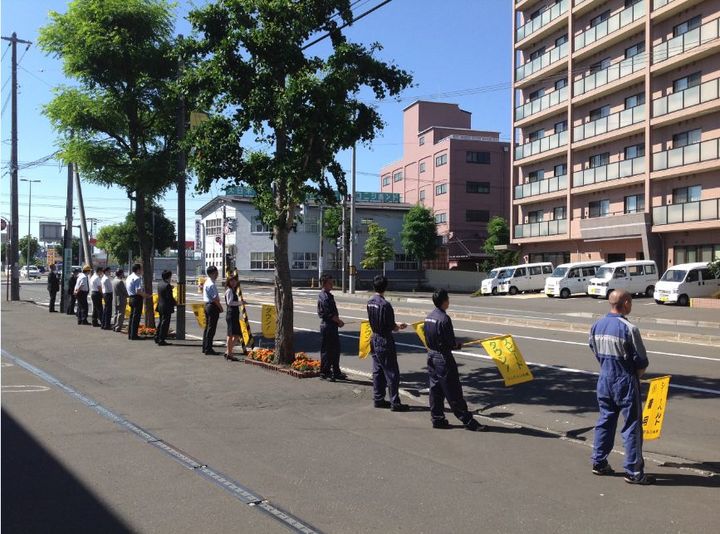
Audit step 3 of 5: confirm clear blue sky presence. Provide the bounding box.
[1,0,512,242]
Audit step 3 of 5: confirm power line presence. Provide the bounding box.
[18,65,54,88]
[302,0,394,50]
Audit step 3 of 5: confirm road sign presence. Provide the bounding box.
[215,235,222,245]
[195,220,202,251]
[39,221,62,241]
[1,217,7,231]
[642,375,671,440]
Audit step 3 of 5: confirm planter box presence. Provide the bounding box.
[244,358,321,379]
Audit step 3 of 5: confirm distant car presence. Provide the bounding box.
[20,265,41,279]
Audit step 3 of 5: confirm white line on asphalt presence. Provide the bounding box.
[1,384,50,393]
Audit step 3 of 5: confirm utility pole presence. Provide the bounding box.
[221,203,227,279]
[20,179,41,269]
[318,205,324,285]
[175,36,187,340]
[74,166,92,267]
[341,196,347,293]
[349,144,357,294]
[2,32,32,301]
[60,158,74,312]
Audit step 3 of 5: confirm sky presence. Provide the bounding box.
[0,0,512,242]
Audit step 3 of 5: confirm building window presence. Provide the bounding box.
[529,252,571,265]
[419,161,426,173]
[555,34,568,47]
[205,218,222,236]
[589,105,610,121]
[672,185,701,204]
[528,209,544,223]
[589,58,611,74]
[555,78,568,90]
[590,10,610,28]
[624,194,645,214]
[419,190,425,201]
[673,128,702,147]
[435,153,448,167]
[466,151,491,164]
[588,199,610,218]
[674,15,701,37]
[529,88,545,101]
[466,181,490,193]
[435,183,448,196]
[392,171,403,182]
[528,128,544,142]
[589,152,610,168]
[434,212,447,224]
[394,253,418,271]
[529,46,546,61]
[673,71,701,92]
[625,0,641,6]
[553,206,566,220]
[303,217,318,233]
[466,209,490,223]
[624,143,644,159]
[554,120,567,133]
[419,136,425,146]
[382,176,390,186]
[252,215,271,233]
[250,252,275,270]
[291,252,318,270]
[554,163,567,176]
[674,244,720,264]
[625,41,645,59]
[625,92,645,109]
[528,169,545,182]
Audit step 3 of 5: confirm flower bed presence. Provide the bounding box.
[244,349,321,378]
[138,325,156,337]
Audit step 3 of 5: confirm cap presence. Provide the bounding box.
[82,264,92,272]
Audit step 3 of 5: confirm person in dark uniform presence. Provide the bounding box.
[366,275,408,411]
[125,263,147,340]
[66,268,79,315]
[90,266,103,327]
[74,265,92,325]
[47,263,60,312]
[424,289,486,431]
[202,265,223,355]
[317,273,346,381]
[223,274,243,361]
[154,269,176,346]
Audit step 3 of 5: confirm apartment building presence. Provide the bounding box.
[511,0,720,269]
[380,101,511,269]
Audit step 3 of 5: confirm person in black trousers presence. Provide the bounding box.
[317,273,346,381]
[202,266,223,355]
[90,266,103,327]
[154,270,176,346]
[74,265,92,325]
[66,268,79,315]
[47,263,60,312]
[100,266,113,330]
[126,263,147,340]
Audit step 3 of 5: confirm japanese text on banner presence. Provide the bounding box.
[642,375,671,441]
[480,335,534,387]
[261,304,276,338]
[359,321,372,358]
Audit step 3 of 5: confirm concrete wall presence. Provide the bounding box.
[424,269,489,293]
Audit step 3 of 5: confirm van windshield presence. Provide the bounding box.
[489,269,501,279]
[551,267,568,277]
[661,269,686,282]
[499,269,513,279]
[596,266,614,279]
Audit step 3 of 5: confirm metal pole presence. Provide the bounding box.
[60,157,74,312]
[341,196,346,293]
[318,205,324,284]
[176,34,187,340]
[349,144,357,293]
[26,181,31,268]
[74,165,92,267]
[221,204,226,279]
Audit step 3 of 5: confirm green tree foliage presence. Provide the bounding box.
[482,216,517,269]
[400,205,436,266]
[185,0,412,363]
[39,0,180,326]
[54,237,82,265]
[322,206,344,243]
[14,236,40,266]
[709,259,720,280]
[361,223,394,272]
[96,205,176,264]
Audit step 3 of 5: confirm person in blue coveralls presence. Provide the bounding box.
[317,273,346,381]
[589,289,654,485]
[366,275,409,411]
[424,289,486,431]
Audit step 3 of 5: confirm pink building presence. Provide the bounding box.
[380,101,511,269]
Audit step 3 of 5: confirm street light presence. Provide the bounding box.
[20,178,41,270]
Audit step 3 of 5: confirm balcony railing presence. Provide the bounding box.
[574,104,645,142]
[516,0,569,42]
[516,41,569,82]
[653,137,720,171]
[573,156,645,187]
[653,198,719,225]
[574,54,645,96]
[515,130,569,160]
[653,18,720,64]
[653,0,676,8]
[515,219,567,238]
[653,77,720,117]
[516,86,568,121]
[515,174,568,199]
[575,1,645,50]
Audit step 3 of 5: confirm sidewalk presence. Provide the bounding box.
[2,300,718,533]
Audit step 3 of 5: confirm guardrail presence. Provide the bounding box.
[516,41,569,82]
[653,198,719,225]
[574,54,645,96]
[653,77,720,117]
[653,136,720,171]
[515,174,567,199]
[514,219,567,238]
[574,104,644,142]
[515,130,568,160]
[653,17,720,64]
[516,0,569,42]
[575,1,645,50]
[516,86,568,121]
[573,156,645,187]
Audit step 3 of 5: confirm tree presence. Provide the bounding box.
[323,205,345,243]
[400,205,437,266]
[483,216,517,269]
[185,0,412,364]
[54,237,82,265]
[18,236,40,266]
[361,222,394,274]
[39,0,180,326]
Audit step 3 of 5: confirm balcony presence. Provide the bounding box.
[573,105,645,143]
[514,219,567,238]
[516,41,569,83]
[653,18,720,65]
[516,0,569,43]
[573,156,645,187]
[653,77,720,119]
[653,198,719,226]
[579,212,649,239]
[514,130,569,161]
[574,54,645,97]
[515,86,568,122]
[575,1,645,51]
[514,174,567,199]
[653,137,720,172]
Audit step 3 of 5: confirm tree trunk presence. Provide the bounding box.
[134,194,156,328]
[273,225,294,365]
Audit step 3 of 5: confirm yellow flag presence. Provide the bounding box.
[261,304,276,338]
[480,335,534,387]
[240,318,252,346]
[642,375,671,441]
[412,321,428,348]
[125,302,132,319]
[151,294,159,318]
[191,303,206,328]
[359,321,372,359]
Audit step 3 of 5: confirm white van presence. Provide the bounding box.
[497,262,554,295]
[544,261,605,299]
[654,262,720,306]
[480,267,512,295]
[587,260,658,299]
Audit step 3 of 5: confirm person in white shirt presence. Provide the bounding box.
[74,265,92,325]
[100,266,114,330]
[111,269,128,332]
[89,266,103,327]
[202,266,223,355]
[125,263,147,340]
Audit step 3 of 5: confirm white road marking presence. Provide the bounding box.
[2,384,50,393]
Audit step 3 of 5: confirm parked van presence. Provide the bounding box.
[587,260,658,299]
[544,261,605,299]
[497,262,554,295]
[654,262,720,306]
[480,267,512,296]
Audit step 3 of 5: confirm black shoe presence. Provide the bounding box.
[333,372,348,381]
[432,419,451,429]
[592,462,615,476]
[374,400,391,409]
[157,341,169,346]
[92,323,100,327]
[81,321,90,325]
[129,336,141,341]
[624,473,655,485]
[49,309,57,313]
[391,404,410,412]
[205,349,220,356]
[319,374,331,380]
[465,419,488,432]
